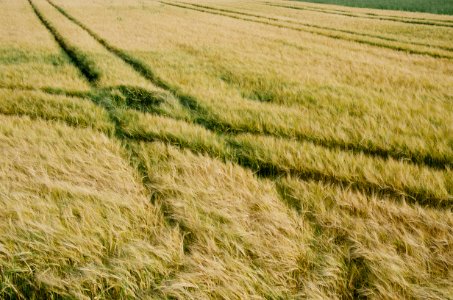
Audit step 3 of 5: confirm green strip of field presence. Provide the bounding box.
[295,0,453,15]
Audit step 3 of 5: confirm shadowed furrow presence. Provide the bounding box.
[27,0,100,84]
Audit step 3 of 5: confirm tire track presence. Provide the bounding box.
[23,0,453,208]
[27,0,196,244]
[27,0,100,85]
[264,2,453,28]
[46,0,251,134]
[261,2,453,52]
[27,0,197,250]
[46,0,453,171]
[119,124,453,210]
[163,1,453,59]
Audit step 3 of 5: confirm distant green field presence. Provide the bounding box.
[296,0,453,14]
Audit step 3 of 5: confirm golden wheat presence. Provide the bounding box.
[1,0,452,298]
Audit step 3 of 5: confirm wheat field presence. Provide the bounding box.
[0,0,452,299]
